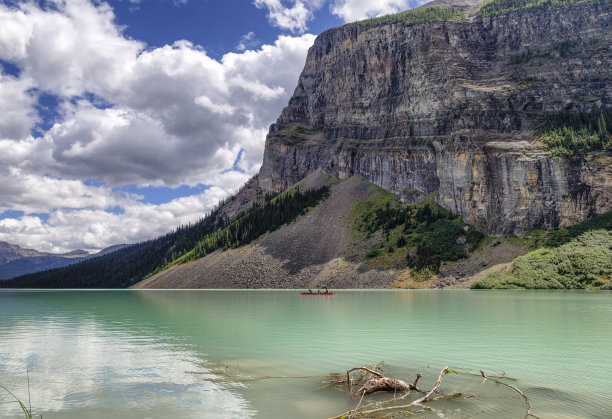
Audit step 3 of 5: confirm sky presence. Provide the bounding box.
[0,0,428,254]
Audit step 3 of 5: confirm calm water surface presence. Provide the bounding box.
[1,290,611,418]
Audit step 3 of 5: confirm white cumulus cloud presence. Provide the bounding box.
[236,31,260,51]
[254,0,326,33]
[330,0,423,22]
[0,0,316,252]
[0,75,37,141]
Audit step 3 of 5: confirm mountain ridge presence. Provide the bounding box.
[259,0,611,234]
[2,0,611,289]
[0,242,128,280]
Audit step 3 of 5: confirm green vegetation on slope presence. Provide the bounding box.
[534,110,612,156]
[475,0,595,16]
[349,185,484,277]
[472,230,612,289]
[472,212,612,289]
[280,123,314,141]
[151,185,330,274]
[537,211,612,248]
[347,7,465,28]
[508,49,553,65]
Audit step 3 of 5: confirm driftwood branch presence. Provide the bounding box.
[345,367,383,393]
[357,377,412,396]
[345,366,424,397]
[329,366,450,419]
[412,366,447,405]
[480,370,539,419]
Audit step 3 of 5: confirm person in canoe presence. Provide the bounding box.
[308,288,313,294]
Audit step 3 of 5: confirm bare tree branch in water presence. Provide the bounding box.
[480,370,540,419]
[328,366,456,419]
[188,361,539,418]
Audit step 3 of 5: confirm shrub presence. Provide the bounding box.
[408,219,467,271]
[366,249,380,258]
[396,235,407,247]
[472,229,612,289]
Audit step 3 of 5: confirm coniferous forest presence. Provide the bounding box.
[0,208,222,288]
[0,186,330,288]
[151,185,330,274]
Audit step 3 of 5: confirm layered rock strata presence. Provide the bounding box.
[259,0,612,234]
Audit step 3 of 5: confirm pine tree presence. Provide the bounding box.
[597,112,609,142]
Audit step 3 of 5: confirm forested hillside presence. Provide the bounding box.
[0,210,222,288]
[0,185,330,288]
[149,185,330,276]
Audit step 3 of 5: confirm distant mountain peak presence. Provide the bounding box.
[0,241,48,264]
[60,249,90,258]
[0,241,129,281]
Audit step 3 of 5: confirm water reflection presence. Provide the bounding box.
[0,291,255,419]
[1,290,611,418]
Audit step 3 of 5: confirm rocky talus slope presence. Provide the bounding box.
[134,175,399,289]
[135,173,534,289]
[259,0,612,234]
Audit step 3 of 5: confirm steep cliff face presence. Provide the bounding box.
[259,0,612,234]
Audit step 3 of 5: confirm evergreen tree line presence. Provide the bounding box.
[0,205,226,289]
[535,110,612,156]
[1,184,330,288]
[475,0,594,17]
[161,186,331,269]
[358,199,456,236]
[357,200,484,272]
[350,6,465,28]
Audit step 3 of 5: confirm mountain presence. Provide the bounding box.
[135,172,493,289]
[2,0,611,289]
[0,241,65,264]
[0,214,222,287]
[139,0,611,289]
[259,0,611,234]
[0,242,128,280]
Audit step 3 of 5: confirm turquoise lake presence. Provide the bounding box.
[1,290,611,418]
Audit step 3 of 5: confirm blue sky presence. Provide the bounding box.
[109,0,343,58]
[0,0,425,253]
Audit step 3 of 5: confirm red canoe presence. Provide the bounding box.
[300,292,335,295]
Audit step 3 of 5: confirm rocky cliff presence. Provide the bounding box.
[259,0,612,234]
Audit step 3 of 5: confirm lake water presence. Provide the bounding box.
[1,290,611,418]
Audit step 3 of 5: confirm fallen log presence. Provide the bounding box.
[356,373,423,396]
[328,366,449,419]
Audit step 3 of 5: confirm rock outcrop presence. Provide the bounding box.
[259,0,612,234]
